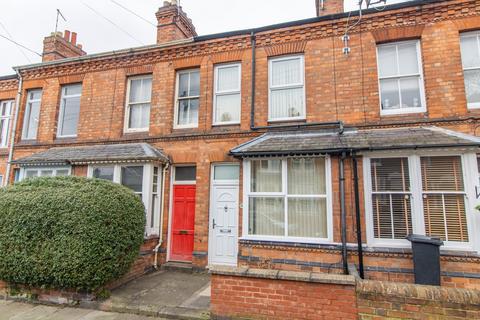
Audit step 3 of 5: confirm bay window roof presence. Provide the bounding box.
[13,143,169,166]
[230,126,480,157]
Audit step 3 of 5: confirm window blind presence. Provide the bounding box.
[421,156,469,242]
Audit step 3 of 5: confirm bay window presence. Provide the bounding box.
[460,31,480,109]
[377,40,426,115]
[22,89,42,140]
[22,167,71,179]
[57,83,82,137]
[213,63,241,125]
[175,69,200,128]
[125,75,152,132]
[244,157,331,242]
[89,163,162,236]
[0,100,13,147]
[365,154,473,249]
[268,55,305,121]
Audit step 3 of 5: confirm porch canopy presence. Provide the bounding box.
[13,143,170,167]
[230,126,480,157]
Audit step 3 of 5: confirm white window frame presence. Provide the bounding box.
[57,83,82,138]
[20,166,72,180]
[172,165,197,185]
[174,69,200,129]
[363,150,478,252]
[0,100,14,148]
[460,31,480,109]
[268,55,306,122]
[213,63,241,126]
[376,40,427,116]
[241,157,333,244]
[22,89,42,140]
[87,163,162,236]
[124,75,152,133]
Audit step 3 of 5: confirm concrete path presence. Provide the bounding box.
[0,300,163,320]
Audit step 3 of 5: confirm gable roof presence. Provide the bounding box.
[13,143,170,166]
[230,126,480,157]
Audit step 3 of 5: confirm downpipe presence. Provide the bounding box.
[5,71,23,186]
[154,162,170,269]
[339,152,348,274]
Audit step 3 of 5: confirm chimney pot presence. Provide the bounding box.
[71,32,77,45]
[64,30,71,42]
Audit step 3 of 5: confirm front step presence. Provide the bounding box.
[162,262,194,273]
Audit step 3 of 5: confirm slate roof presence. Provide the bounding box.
[13,143,170,166]
[230,126,480,157]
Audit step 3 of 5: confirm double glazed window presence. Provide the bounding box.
[90,163,161,236]
[175,69,200,128]
[377,40,426,115]
[268,55,305,121]
[23,167,70,179]
[460,31,480,109]
[213,63,241,125]
[0,100,13,147]
[22,89,42,140]
[58,84,82,137]
[126,76,152,132]
[245,157,330,241]
[366,155,470,247]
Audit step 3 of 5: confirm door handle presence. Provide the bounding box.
[213,218,216,229]
[179,230,188,235]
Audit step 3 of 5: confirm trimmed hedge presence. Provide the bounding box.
[0,176,145,291]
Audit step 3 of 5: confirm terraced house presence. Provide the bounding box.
[1,0,480,292]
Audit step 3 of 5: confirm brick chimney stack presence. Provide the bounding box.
[155,0,197,45]
[42,30,87,62]
[316,0,344,16]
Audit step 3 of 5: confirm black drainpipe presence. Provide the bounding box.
[339,151,348,274]
[352,152,364,279]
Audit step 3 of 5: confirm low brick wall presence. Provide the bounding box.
[210,266,358,320]
[357,280,480,319]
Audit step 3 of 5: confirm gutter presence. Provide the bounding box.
[5,72,22,186]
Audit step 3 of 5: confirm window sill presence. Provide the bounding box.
[239,237,335,248]
[267,118,306,124]
[380,108,427,116]
[54,137,77,144]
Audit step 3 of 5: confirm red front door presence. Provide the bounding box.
[170,185,196,262]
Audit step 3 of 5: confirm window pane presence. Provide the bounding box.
[121,166,144,193]
[25,170,38,178]
[371,158,410,192]
[464,69,480,105]
[399,77,422,109]
[175,166,196,181]
[248,197,284,236]
[271,58,302,86]
[270,87,304,119]
[288,158,326,195]
[398,42,419,75]
[56,169,69,176]
[23,90,42,140]
[288,198,327,238]
[129,77,151,103]
[64,84,81,96]
[372,194,412,239]
[129,103,150,129]
[380,79,400,110]
[460,35,480,69]
[378,45,398,77]
[93,167,114,181]
[250,159,282,192]
[29,90,42,101]
[215,93,241,123]
[178,73,189,97]
[217,65,239,92]
[40,170,53,177]
[189,99,199,125]
[177,98,198,126]
[59,95,81,136]
[214,165,239,180]
[421,156,464,192]
[189,71,200,96]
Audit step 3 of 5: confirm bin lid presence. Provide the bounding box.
[406,234,444,246]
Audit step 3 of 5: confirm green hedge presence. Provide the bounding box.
[0,176,145,292]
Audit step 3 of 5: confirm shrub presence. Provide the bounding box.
[0,176,145,292]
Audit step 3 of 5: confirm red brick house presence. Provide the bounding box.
[0,0,480,290]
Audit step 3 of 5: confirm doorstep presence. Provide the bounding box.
[80,270,211,320]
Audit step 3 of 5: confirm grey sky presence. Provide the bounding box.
[0,0,407,75]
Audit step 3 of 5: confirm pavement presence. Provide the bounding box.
[0,300,163,320]
[0,270,211,320]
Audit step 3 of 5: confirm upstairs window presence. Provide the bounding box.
[377,40,426,115]
[213,63,241,125]
[269,55,305,121]
[22,89,42,140]
[460,31,480,109]
[175,69,200,128]
[125,75,152,132]
[57,83,82,138]
[0,100,14,147]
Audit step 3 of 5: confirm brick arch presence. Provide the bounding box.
[453,16,480,32]
[370,25,425,44]
[264,40,308,57]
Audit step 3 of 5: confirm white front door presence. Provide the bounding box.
[209,164,239,266]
